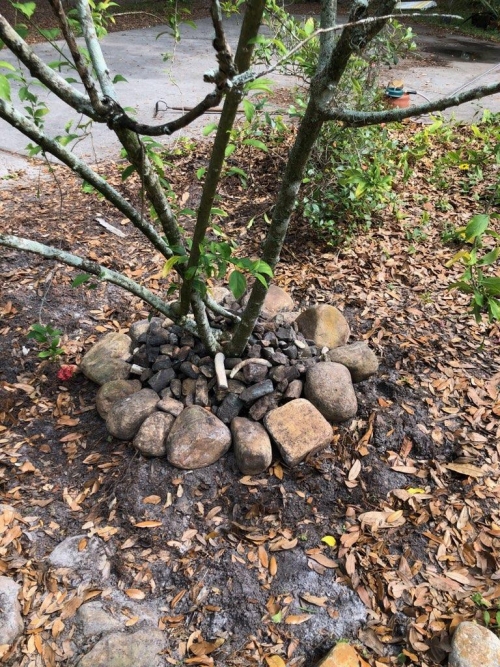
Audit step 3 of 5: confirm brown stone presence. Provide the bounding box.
[166,406,231,469]
[315,642,367,667]
[305,362,357,423]
[449,621,500,667]
[80,332,132,385]
[261,284,295,319]
[106,389,160,440]
[264,398,333,467]
[284,379,303,400]
[96,379,142,419]
[231,417,273,475]
[157,397,184,417]
[133,411,175,457]
[326,341,378,383]
[295,304,350,349]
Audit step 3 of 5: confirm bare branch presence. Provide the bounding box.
[321,80,500,126]
[0,14,98,118]
[0,233,177,319]
[0,98,173,259]
[47,0,106,113]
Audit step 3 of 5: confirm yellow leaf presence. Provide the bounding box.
[265,656,286,667]
[407,487,425,494]
[321,535,337,548]
[125,589,145,600]
[269,556,277,576]
[134,520,162,528]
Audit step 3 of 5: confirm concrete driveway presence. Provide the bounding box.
[0,15,499,178]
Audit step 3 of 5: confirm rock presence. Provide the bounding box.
[295,305,350,349]
[95,379,142,419]
[166,406,232,469]
[81,333,132,385]
[77,628,165,667]
[261,284,295,319]
[305,362,358,423]
[326,341,378,383]
[151,356,173,371]
[0,576,23,645]
[264,398,333,467]
[210,285,231,305]
[48,535,110,583]
[157,397,184,417]
[240,379,275,406]
[231,417,273,475]
[77,602,122,637]
[449,621,500,667]
[147,368,176,393]
[179,361,199,379]
[284,379,303,400]
[194,378,210,407]
[133,411,175,457]
[217,393,244,423]
[269,365,300,384]
[315,642,365,667]
[106,389,160,440]
[128,319,157,344]
[248,392,280,421]
[243,362,269,384]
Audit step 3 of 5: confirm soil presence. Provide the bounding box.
[1,117,499,666]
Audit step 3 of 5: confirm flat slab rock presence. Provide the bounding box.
[449,621,500,667]
[77,628,165,667]
[295,304,350,349]
[166,405,231,469]
[0,576,23,646]
[80,332,132,386]
[264,398,333,467]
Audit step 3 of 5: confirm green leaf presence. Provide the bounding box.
[161,255,186,278]
[121,164,136,181]
[488,298,500,321]
[0,61,16,71]
[244,78,273,93]
[242,99,255,122]
[251,259,273,277]
[196,167,206,180]
[243,138,268,152]
[228,270,247,300]
[465,214,489,242]
[71,274,92,287]
[303,17,315,36]
[0,74,11,101]
[210,207,228,217]
[113,74,128,83]
[202,122,218,136]
[482,277,500,296]
[224,143,236,158]
[477,247,499,266]
[11,2,36,18]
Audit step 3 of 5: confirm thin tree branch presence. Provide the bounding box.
[318,0,337,70]
[0,98,172,259]
[47,0,106,113]
[191,292,221,353]
[75,0,116,99]
[0,14,98,119]
[204,294,241,322]
[322,80,500,125]
[0,233,177,319]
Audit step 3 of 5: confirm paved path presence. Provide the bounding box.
[0,15,499,179]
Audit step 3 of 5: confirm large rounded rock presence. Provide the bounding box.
[326,341,378,383]
[295,305,350,349]
[264,398,333,467]
[133,411,175,457]
[106,389,160,440]
[305,362,357,423]
[0,576,23,646]
[231,417,272,475]
[81,333,132,385]
[96,379,142,419]
[449,621,500,667]
[166,406,231,469]
[262,285,295,319]
[77,628,165,667]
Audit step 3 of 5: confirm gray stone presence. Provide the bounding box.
[133,411,175,457]
[194,378,210,407]
[48,535,110,584]
[166,406,231,469]
[128,319,158,344]
[326,341,379,383]
[157,397,184,417]
[95,379,142,419]
[106,389,160,440]
[81,333,132,385]
[147,368,176,393]
[232,418,273,475]
[77,602,121,637]
[269,365,300,384]
[77,628,165,667]
[0,576,23,645]
[243,362,269,384]
[170,378,182,399]
[151,355,173,371]
[217,393,244,423]
[248,392,280,421]
[240,379,274,406]
[449,621,500,667]
[284,379,303,400]
[179,361,199,379]
[261,284,295,319]
[305,362,357,423]
[264,398,333,467]
[295,305,350,349]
